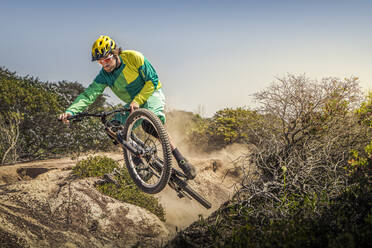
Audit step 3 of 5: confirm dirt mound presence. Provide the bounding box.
[0,154,169,247]
[0,147,249,247]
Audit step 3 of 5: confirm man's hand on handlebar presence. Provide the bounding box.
[59,112,72,124]
[130,101,139,113]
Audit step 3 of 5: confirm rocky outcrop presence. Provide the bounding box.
[0,168,170,248]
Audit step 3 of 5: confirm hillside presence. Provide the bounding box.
[1,70,371,247]
[0,144,248,247]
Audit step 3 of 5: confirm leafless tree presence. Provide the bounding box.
[234,74,369,219]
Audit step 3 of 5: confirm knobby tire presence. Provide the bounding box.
[122,109,172,194]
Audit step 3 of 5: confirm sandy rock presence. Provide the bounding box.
[0,169,170,248]
[0,148,250,247]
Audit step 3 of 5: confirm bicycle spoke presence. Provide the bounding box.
[122,110,172,193]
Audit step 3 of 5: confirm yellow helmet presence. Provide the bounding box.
[91,35,116,61]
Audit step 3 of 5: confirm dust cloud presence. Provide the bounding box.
[160,110,251,231]
[165,110,250,161]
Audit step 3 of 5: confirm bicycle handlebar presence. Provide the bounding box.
[61,107,131,122]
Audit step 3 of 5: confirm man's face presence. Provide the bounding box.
[97,54,116,73]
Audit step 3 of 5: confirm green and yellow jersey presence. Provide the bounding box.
[66,50,162,115]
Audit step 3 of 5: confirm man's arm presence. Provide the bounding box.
[66,81,107,115]
[133,58,161,106]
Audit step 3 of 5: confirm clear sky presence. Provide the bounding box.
[1,0,371,116]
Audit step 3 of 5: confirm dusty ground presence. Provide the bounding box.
[0,144,251,247]
[158,143,250,231]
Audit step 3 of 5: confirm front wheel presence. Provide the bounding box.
[122,109,172,194]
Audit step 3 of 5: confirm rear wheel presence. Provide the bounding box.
[122,109,172,194]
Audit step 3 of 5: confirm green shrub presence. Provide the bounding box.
[187,107,261,151]
[356,91,372,127]
[0,67,113,163]
[186,114,211,151]
[0,111,23,164]
[73,155,166,221]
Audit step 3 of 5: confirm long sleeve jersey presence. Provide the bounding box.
[66,50,162,115]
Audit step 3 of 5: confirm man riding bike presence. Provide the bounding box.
[59,35,196,180]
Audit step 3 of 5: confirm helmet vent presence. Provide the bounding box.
[92,35,116,60]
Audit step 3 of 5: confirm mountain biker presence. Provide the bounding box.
[59,35,196,180]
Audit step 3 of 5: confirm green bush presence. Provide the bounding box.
[185,114,211,151]
[0,67,113,163]
[73,155,166,221]
[356,91,372,127]
[187,107,261,151]
[208,108,261,146]
[0,111,22,164]
[0,68,62,161]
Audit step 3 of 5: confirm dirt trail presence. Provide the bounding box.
[158,144,249,231]
[0,145,249,246]
[0,153,123,185]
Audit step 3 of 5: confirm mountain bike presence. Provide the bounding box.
[62,107,211,209]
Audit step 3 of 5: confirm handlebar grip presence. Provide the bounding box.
[58,115,78,122]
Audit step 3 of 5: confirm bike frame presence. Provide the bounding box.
[65,107,212,209]
[68,107,150,158]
